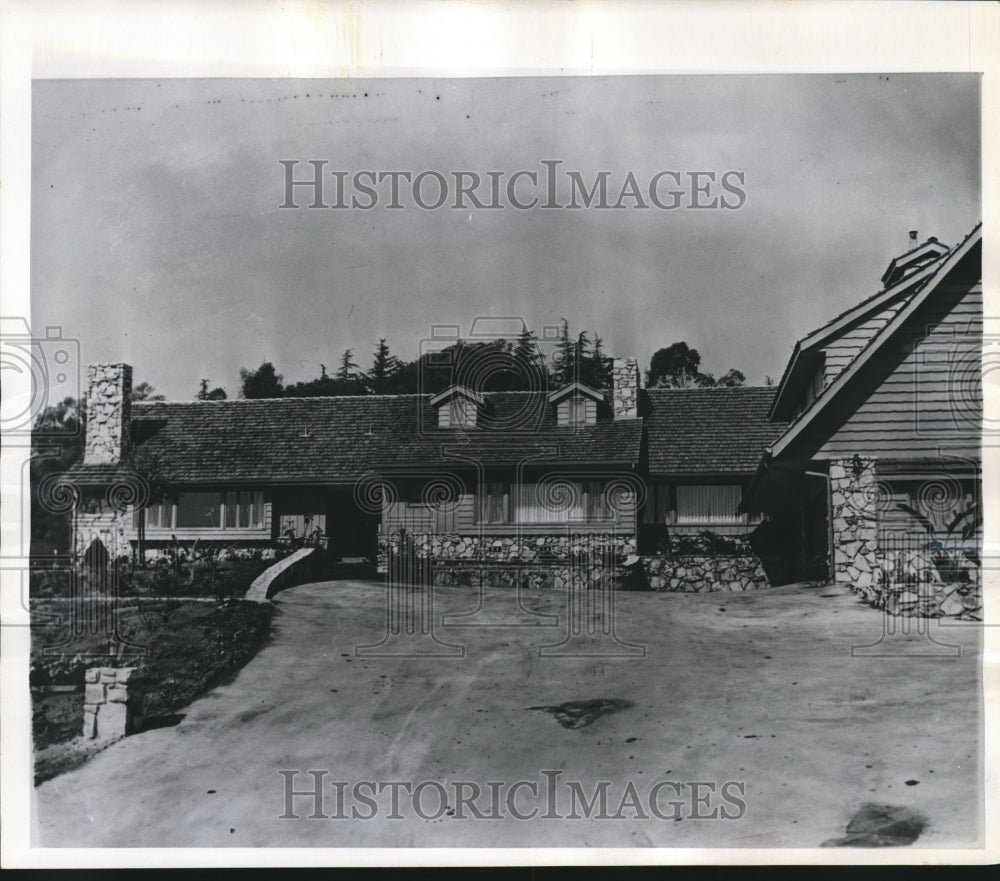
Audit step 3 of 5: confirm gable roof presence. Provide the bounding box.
[643,387,787,475]
[69,384,791,486]
[547,381,605,404]
[428,385,485,407]
[71,391,644,485]
[766,222,982,460]
[769,239,956,421]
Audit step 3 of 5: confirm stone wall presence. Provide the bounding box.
[84,363,132,465]
[612,357,640,420]
[75,505,132,561]
[829,456,879,590]
[431,560,612,591]
[863,546,982,620]
[381,531,635,589]
[380,531,636,566]
[83,666,143,740]
[640,554,769,592]
[379,529,769,593]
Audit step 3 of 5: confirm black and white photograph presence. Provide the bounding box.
[1,0,997,868]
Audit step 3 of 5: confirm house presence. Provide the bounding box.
[741,223,983,615]
[68,359,786,591]
[68,223,980,605]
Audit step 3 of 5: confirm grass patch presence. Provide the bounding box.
[32,598,275,783]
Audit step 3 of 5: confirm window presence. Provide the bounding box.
[475,480,618,524]
[557,394,597,426]
[224,491,266,528]
[133,491,266,531]
[676,484,746,525]
[514,480,611,524]
[134,498,172,529]
[176,492,223,528]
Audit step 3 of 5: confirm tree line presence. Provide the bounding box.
[236,323,747,399]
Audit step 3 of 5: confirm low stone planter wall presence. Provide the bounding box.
[857,580,982,620]
[245,547,324,601]
[381,532,636,563]
[640,555,769,592]
[847,547,983,619]
[430,560,613,591]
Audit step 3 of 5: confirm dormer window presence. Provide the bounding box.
[430,385,484,428]
[548,382,604,426]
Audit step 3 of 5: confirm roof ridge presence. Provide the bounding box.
[134,393,430,405]
[796,224,980,345]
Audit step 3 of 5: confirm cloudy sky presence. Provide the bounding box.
[31,74,980,400]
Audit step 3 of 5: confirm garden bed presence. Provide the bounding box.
[31,598,275,782]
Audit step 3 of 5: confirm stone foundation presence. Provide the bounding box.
[379,531,636,570]
[380,530,769,592]
[83,666,143,740]
[431,560,612,591]
[640,554,768,592]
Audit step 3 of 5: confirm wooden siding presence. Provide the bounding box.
[556,397,597,426]
[820,297,910,386]
[799,281,982,460]
[438,397,476,428]
[278,513,327,539]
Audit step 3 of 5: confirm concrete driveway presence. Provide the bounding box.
[33,580,982,849]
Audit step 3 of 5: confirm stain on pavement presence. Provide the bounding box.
[527,698,633,729]
[821,802,926,847]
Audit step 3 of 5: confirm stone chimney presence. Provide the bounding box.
[84,363,132,465]
[612,357,640,420]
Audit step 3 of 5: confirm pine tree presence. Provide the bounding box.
[587,334,614,389]
[368,339,400,395]
[337,349,359,383]
[554,318,576,385]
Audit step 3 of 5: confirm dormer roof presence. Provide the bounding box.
[546,381,605,405]
[428,385,485,408]
[880,236,950,288]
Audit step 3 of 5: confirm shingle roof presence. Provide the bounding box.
[71,392,643,485]
[643,387,787,475]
